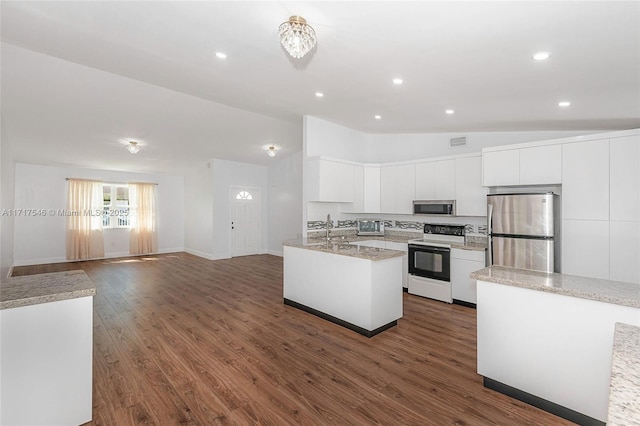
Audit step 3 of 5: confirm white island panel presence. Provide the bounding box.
[283,246,402,335]
[477,280,640,423]
[1,296,93,426]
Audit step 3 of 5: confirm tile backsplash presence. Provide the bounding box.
[307,219,487,234]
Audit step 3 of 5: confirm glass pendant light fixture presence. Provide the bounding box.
[279,16,316,59]
[127,141,140,154]
[266,145,277,157]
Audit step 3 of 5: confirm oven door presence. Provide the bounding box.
[408,244,451,282]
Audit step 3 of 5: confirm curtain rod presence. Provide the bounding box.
[65,178,158,185]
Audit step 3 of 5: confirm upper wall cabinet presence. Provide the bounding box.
[343,164,381,213]
[610,134,640,222]
[380,164,415,214]
[415,159,456,200]
[306,158,355,202]
[455,155,487,216]
[482,144,562,186]
[562,139,609,221]
[482,149,519,186]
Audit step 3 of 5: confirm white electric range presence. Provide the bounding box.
[407,224,466,303]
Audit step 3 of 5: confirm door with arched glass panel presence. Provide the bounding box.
[230,186,260,257]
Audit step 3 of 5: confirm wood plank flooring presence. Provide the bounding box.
[12,253,573,425]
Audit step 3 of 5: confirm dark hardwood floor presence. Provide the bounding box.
[13,253,573,425]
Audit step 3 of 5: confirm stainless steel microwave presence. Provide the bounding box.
[413,200,456,216]
[356,219,385,236]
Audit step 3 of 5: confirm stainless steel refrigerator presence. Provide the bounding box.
[487,192,560,273]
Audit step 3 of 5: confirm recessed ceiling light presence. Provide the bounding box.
[315,92,324,98]
[374,115,382,120]
[445,109,455,115]
[392,78,403,85]
[533,52,550,61]
[558,101,571,107]
[215,52,227,59]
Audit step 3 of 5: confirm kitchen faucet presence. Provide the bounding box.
[326,214,332,240]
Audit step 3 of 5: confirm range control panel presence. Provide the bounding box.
[424,223,465,237]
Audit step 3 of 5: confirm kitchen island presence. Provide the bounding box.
[470,266,640,425]
[283,238,405,337]
[1,270,95,426]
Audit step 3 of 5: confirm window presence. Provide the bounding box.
[102,184,135,228]
[235,191,253,200]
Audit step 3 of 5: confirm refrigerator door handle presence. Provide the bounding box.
[487,203,493,266]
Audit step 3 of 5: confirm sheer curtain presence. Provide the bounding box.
[129,183,158,255]
[66,179,105,260]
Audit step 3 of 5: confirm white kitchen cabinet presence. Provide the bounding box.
[455,155,487,216]
[343,165,381,213]
[519,144,562,185]
[562,139,609,221]
[609,221,640,284]
[483,144,562,187]
[451,248,485,304]
[364,165,381,213]
[307,158,355,203]
[610,135,640,222]
[482,149,519,186]
[562,219,610,280]
[380,164,415,214]
[384,241,409,288]
[415,160,456,200]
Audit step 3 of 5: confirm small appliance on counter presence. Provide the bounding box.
[356,219,384,236]
[487,192,559,273]
[407,223,466,303]
[413,200,456,216]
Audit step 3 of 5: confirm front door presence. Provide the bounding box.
[230,187,260,257]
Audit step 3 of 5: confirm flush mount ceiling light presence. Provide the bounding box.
[279,16,316,59]
[392,78,404,85]
[265,145,280,158]
[558,101,571,107]
[445,109,455,115]
[127,141,140,154]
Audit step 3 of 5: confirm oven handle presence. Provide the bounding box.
[408,245,450,253]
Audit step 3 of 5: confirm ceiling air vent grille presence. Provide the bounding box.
[449,136,467,148]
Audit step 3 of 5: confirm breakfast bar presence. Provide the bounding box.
[283,238,405,337]
[471,266,640,425]
[0,270,96,426]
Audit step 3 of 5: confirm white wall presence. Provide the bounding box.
[183,161,214,259]
[267,151,303,256]
[304,116,368,161]
[210,159,268,259]
[1,138,15,277]
[365,131,602,163]
[13,163,184,266]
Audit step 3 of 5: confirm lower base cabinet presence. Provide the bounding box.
[451,248,486,304]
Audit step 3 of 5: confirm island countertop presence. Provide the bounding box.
[470,266,640,309]
[0,270,96,310]
[283,239,406,261]
[608,322,640,426]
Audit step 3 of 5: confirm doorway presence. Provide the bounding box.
[229,186,260,257]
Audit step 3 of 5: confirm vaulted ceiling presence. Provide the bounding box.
[2,1,639,173]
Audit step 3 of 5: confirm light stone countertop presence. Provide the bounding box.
[608,322,640,426]
[283,239,407,261]
[470,266,640,309]
[1,270,96,310]
[305,230,488,252]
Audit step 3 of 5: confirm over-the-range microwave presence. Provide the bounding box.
[413,200,456,216]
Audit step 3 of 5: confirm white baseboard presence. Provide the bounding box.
[267,249,283,257]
